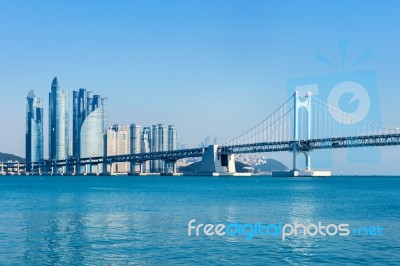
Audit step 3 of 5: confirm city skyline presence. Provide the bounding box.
[23,76,179,175]
[2,1,400,174]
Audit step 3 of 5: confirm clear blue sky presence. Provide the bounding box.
[1,0,400,174]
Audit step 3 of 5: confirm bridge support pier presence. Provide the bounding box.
[129,161,142,175]
[76,159,80,175]
[130,161,141,174]
[292,141,298,171]
[51,162,55,175]
[163,160,177,175]
[89,159,93,175]
[139,163,143,174]
[142,161,150,173]
[292,147,311,171]
[110,163,114,175]
[172,162,177,173]
[27,163,32,174]
[304,151,311,170]
[102,162,108,176]
[198,145,236,176]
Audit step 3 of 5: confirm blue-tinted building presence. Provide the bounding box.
[149,123,177,172]
[26,90,44,164]
[49,77,69,161]
[73,88,107,159]
[168,125,177,151]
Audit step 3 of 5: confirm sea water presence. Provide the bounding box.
[0,175,399,265]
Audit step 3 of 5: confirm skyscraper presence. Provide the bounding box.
[158,124,169,153]
[114,124,130,172]
[26,90,44,165]
[49,77,69,161]
[130,124,141,172]
[150,125,159,172]
[106,125,130,173]
[149,123,176,172]
[147,124,179,172]
[168,125,177,151]
[130,124,141,154]
[72,88,107,159]
[141,127,151,173]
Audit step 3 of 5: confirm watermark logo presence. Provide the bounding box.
[287,40,381,165]
[188,219,383,241]
[327,81,371,124]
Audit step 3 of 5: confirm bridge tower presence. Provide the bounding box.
[293,91,312,171]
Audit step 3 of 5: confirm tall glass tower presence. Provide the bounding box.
[49,77,69,161]
[168,125,177,151]
[150,125,159,172]
[130,124,141,154]
[26,90,44,164]
[130,124,141,172]
[141,127,151,173]
[149,124,178,172]
[73,88,107,159]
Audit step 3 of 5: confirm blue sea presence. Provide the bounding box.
[0,175,399,265]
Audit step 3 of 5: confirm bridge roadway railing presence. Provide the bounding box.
[102,148,205,164]
[0,148,206,173]
[297,133,400,151]
[218,141,292,154]
[218,133,400,154]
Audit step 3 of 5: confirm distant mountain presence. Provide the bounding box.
[253,159,288,173]
[0,152,25,162]
[178,161,203,173]
[178,159,288,174]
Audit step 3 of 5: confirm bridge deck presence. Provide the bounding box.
[219,134,400,154]
[2,134,400,170]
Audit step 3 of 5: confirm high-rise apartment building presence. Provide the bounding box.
[130,124,141,154]
[130,124,141,172]
[106,125,130,173]
[168,125,177,151]
[72,88,107,159]
[150,124,159,172]
[26,90,44,165]
[49,77,69,161]
[149,123,177,172]
[158,124,169,152]
[141,127,151,173]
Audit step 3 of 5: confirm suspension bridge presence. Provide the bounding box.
[1,91,400,176]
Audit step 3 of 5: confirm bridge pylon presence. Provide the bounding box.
[292,91,312,171]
